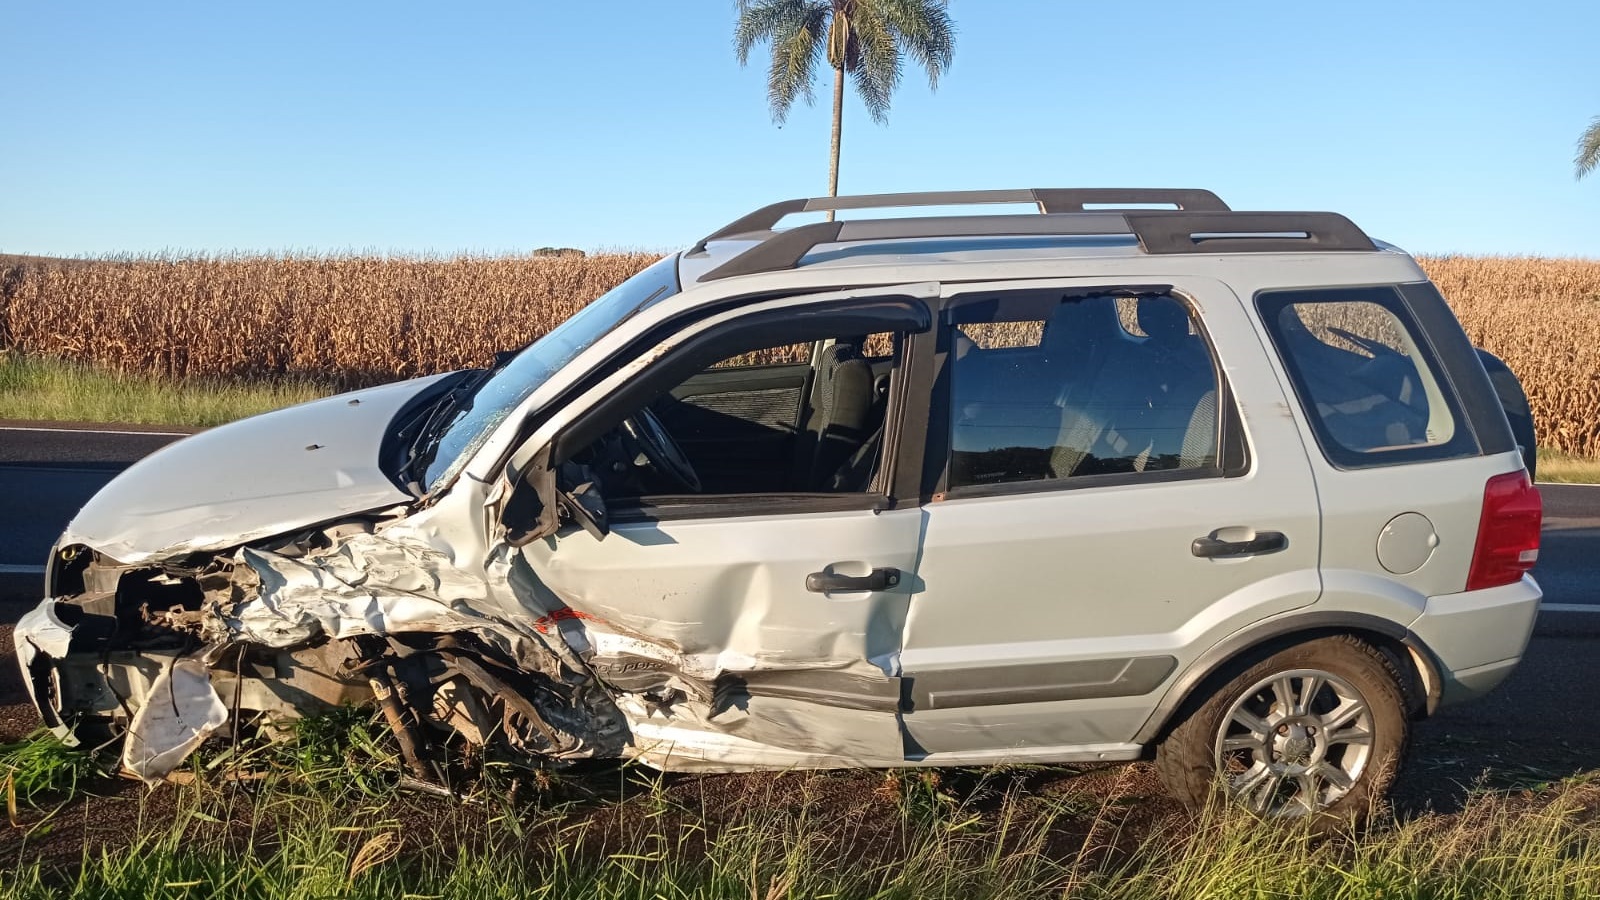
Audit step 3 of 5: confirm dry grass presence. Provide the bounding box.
[1,253,1597,455]
[0,252,657,388]
[1421,256,1600,457]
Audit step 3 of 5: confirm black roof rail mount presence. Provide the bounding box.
[692,188,1229,252]
[1126,211,1377,255]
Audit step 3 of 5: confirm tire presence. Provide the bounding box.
[1155,635,1409,827]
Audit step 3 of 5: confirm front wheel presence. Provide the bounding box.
[1155,635,1409,825]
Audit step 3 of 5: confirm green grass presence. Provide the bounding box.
[0,730,106,813]
[4,718,1600,899]
[0,352,332,428]
[1537,448,1600,484]
[4,762,1600,899]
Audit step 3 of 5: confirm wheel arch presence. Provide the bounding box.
[1132,612,1444,748]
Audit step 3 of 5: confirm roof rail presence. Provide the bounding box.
[1126,212,1377,254]
[691,188,1229,252]
[697,209,1377,282]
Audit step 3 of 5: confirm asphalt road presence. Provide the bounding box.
[2,421,1595,608]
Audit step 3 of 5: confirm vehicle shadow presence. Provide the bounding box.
[1390,617,1600,817]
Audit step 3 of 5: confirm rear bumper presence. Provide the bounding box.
[1409,575,1541,707]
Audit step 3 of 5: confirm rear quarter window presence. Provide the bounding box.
[1258,286,1479,469]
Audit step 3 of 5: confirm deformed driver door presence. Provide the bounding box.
[503,284,937,770]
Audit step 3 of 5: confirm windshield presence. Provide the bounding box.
[420,254,681,490]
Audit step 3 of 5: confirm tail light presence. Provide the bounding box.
[1465,470,1543,591]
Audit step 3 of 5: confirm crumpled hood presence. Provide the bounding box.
[60,374,451,565]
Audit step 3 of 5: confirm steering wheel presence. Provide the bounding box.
[621,407,702,493]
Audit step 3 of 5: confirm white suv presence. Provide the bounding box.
[15,189,1543,821]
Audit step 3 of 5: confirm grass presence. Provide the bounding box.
[3,722,1600,898]
[0,731,105,815]
[1536,448,1600,484]
[3,720,1600,900]
[0,352,330,428]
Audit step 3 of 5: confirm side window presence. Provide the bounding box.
[582,324,912,502]
[946,293,1224,492]
[1258,287,1474,468]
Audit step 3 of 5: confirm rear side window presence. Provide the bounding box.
[945,293,1229,492]
[1259,287,1477,468]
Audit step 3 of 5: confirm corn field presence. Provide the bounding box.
[2,252,1598,456]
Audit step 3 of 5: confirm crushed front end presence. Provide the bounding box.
[14,521,630,786]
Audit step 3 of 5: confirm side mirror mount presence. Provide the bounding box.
[501,447,610,547]
[502,447,561,547]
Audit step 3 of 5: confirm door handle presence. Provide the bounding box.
[1191,530,1288,559]
[806,567,902,593]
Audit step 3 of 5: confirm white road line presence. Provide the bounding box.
[1537,481,1600,488]
[0,564,44,575]
[1540,603,1600,614]
[0,426,191,437]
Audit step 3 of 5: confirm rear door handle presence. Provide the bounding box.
[806,567,901,593]
[1192,530,1288,559]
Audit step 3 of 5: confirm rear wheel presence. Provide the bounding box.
[1155,635,1408,826]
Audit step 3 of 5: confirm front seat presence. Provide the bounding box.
[799,338,876,490]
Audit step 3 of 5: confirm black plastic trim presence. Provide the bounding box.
[610,492,887,523]
[1127,211,1377,254]
[905,656,1177,711]
[1130,613,1421,746]
[1397,281,1518,458]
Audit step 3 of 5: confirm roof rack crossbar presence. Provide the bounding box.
[1125,212,1377,254]
[691,188,1229,251]
[699,213,1135,281]
[696,209,1379,282]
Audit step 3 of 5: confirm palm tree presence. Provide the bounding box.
[734,0,955,212]
[1577,117,1600,179]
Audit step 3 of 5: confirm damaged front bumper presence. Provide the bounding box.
[14,524,630,784]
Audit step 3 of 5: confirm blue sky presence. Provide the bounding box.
[4,1,1598,258]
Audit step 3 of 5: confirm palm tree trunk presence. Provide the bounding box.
[826,63,845,220]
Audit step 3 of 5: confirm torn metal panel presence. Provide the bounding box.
[12,601,75,738]
[123,651,230,783]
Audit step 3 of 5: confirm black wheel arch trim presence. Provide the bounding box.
[1131,611,1444,747]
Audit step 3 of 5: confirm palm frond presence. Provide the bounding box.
[763,3,830,123]
[871,0,955,88]
[734,0,811,66]
[1577,117,1600,180]
[847,8,901,125]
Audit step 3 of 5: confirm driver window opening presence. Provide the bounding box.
[575,329,904,503]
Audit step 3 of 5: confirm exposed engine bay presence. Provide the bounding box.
[17,520,639,785]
